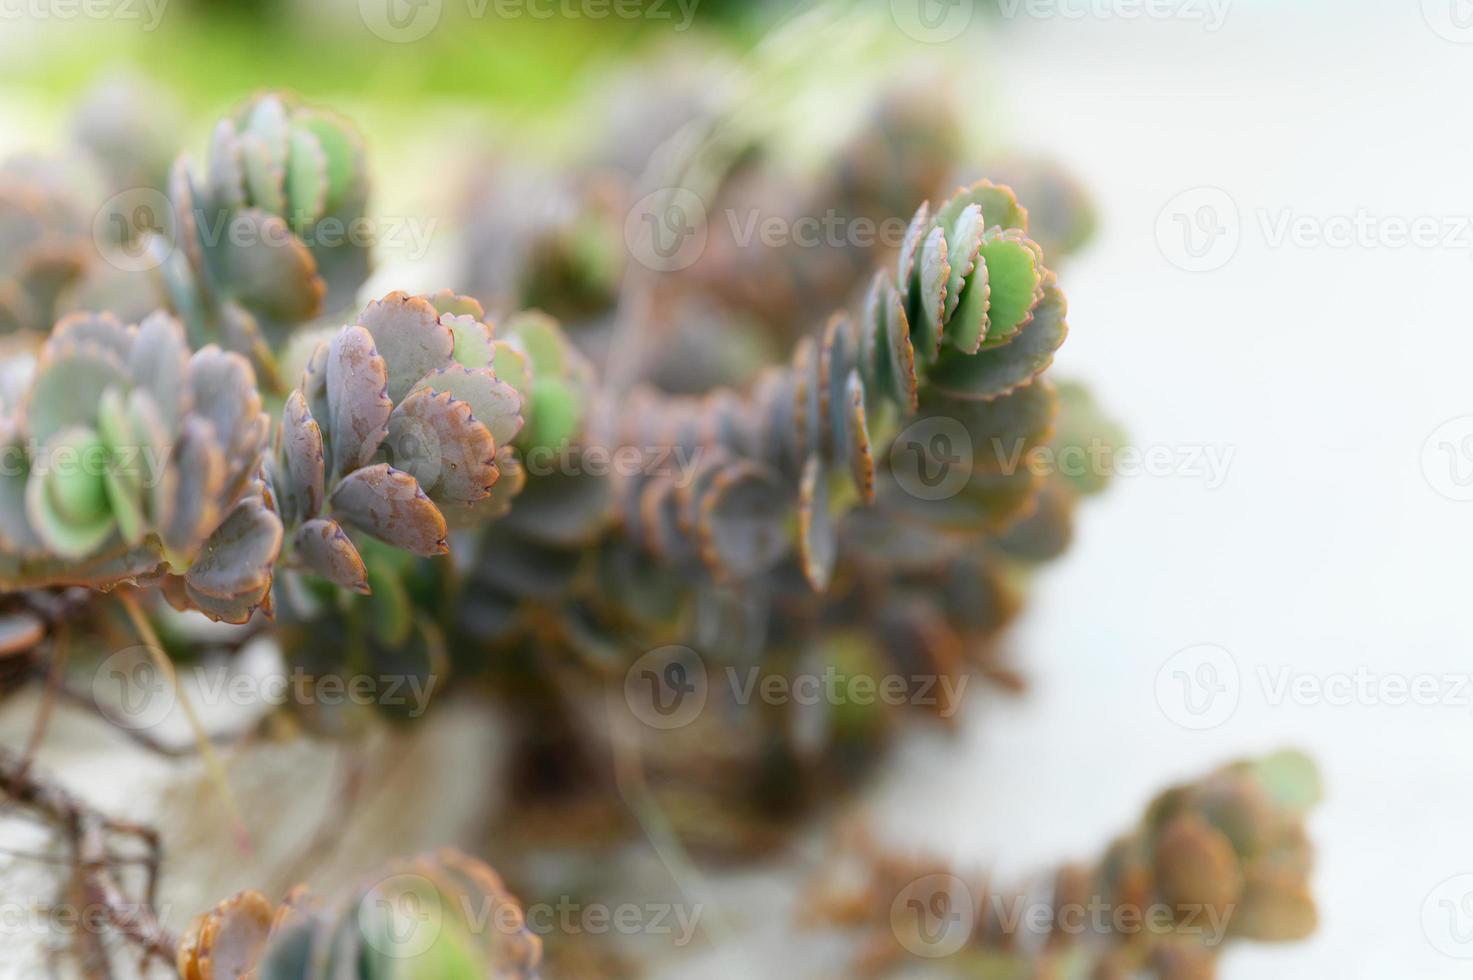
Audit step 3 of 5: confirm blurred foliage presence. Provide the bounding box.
[0,0,793,113]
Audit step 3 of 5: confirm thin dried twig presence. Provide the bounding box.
[0,748,179,976]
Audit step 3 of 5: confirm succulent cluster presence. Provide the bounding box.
[271,291,525,579]
[79,92,371,391]
[0,78,182,339]
[584,179,1065,596]
[811,751,1321,978]
[0,63,1322,980]
[451,180,1116,856]
[177,850,541,980]
[0,311,280,621]
[267,294,602,730]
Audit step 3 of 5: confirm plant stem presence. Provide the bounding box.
[115,590,253,855]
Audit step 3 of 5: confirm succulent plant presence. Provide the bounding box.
[811,750,1321,978]
[0,310,279,623]
[0,69,1328,980]
[0,161,93,336]
[70,74,184,200]
[597,179,1066,594]
[75,92,372,390]
[267,290,528,594]
[177,849,541,980]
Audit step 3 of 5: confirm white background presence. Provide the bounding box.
[864,2,1473,977]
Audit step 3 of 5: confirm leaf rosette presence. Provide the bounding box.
[0,310,279,623]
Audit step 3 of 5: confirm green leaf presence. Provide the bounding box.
[924,281,1067,402]
[976,232,1043,349]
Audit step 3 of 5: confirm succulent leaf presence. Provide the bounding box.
[385,387,499,506]
[323,325,392,480]
[328,463,447,557]
[183,494,283,603]
[354,292,455,404]
[292,518,368,594]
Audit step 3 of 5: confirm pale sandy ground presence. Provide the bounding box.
[4,2,1472,977]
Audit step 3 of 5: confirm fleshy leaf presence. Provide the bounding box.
[24,342,129,444]
[910,226,948,363]
[158,416,226,558]
[976,232,1043,349]
[293,517,369,593]
[925,280,1067,402]
[411,364,523,447]
[324,325,392,480]
[328,463,448,557]
[279,390,325,523]
[385,388,499,506]
[697,460,790,580]
[354,292,455,403]
[218,208,325,324]
[184,495,283,601]
[798,455,836,591]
